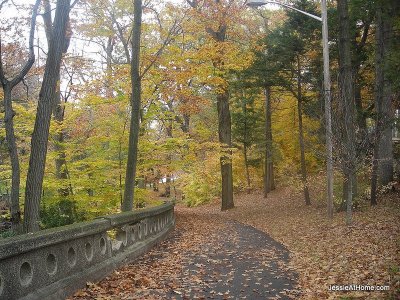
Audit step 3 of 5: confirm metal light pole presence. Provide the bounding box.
[247,0,334,218]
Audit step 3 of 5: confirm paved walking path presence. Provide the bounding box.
[73,210,299,299]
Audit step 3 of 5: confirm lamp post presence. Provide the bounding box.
[247,0,334,218]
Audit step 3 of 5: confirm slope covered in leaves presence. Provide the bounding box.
[215,188,400,299]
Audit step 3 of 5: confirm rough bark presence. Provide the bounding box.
[264,85,275,197]
[377,0,395,186]
[338,0,356,224]
[23,0,71,233]
[0,0,40,232]
[296,56,310,206]
[218,92,234,210]
[371,0,395,205]
[122,0,142,212]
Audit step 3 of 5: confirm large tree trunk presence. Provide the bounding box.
[264,85,275,197]
[338,0,356,224]
[23,0,71,233]
[218,92,234,210]
[122,0,142,212]
[296,56,311,206]
[377,0,395,186]
[371,0,395,205]
[3,86,21,231]
[46,1,72,197]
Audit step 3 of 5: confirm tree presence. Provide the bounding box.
[0,0,41,232]
[263,0,321,205]
[370,0,398,205]
[264,85,275,195]
[121,0,142,212]
[43,0,74,198]
[185,0,239,210]
[243,10,278,197]
[23,0,72,233]
[337,0,356,224]
[231,86,263,193]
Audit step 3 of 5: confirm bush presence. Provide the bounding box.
[179,155,221,207]
[40,199,86,229]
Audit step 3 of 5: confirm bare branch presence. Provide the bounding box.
[71,0,79,8]
[10,0,41,88]
[186,0,198,8]
[0,36,8,85]
[0,0,9,11]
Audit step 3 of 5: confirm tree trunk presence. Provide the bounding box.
[218,92,234,210]
[377,0,395,186]
[23,0,71,233]
[243,145,251,194]
[3,86,21,231]
[241,93,251,194]
[264,85,275,197]
[0,0,40,233]
[371,0,395,204]
[122,0,142,212]
[338,0,356,224]
[296,56,311,206]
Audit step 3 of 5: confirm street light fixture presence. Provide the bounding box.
[247,0,322,21]
[247,0,334,218]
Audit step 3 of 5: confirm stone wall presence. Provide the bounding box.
[0,203,175,300]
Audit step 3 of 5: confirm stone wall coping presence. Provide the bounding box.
[0,202,174,261]
[99,202,174,226]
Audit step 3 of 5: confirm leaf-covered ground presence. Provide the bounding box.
[72,187,400,299]
[215,188,400,299]
[72,207,299,299]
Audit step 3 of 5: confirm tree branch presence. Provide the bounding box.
[0,37,8,85]
[140,20,182,78]
[9,0,41,88]
[42,0,53,43]
[0,0,9,11]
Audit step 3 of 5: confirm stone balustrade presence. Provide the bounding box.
[0,202,175,300]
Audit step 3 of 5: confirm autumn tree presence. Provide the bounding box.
[23,0,72,233]
[0,0,41,232]
[185,0,241,210]
[259,0,321,205]
[122,0,142,212]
